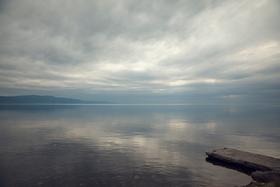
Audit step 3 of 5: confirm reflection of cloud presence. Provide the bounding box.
[65,124,189,167]
[56,117,255,186]
[167,119,189,130]
[206,122,217,130]
[59,118,222,168]
[2,106,280,186]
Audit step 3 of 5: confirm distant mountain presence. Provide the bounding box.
[0,95,109,104]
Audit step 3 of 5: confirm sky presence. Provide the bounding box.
[0,0,279,104]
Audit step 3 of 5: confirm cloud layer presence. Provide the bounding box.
[0,0,280,103]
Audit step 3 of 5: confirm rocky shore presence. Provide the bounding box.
[206,148,280,187]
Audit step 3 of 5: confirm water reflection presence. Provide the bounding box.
[0,105,279,186]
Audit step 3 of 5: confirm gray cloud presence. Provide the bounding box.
[0,0,280,103]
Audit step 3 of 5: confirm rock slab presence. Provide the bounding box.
[206,148,280,171]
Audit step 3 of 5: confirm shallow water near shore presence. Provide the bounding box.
[0,105,279,187]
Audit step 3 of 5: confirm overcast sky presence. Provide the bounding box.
[0,0,279,103]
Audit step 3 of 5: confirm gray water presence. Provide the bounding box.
[0,105,279,187]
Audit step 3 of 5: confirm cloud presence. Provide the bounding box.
[0,0,279,103]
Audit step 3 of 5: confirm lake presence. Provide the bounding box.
[0,105,279,187]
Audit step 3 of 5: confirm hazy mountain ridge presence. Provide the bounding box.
[0,95,109,104]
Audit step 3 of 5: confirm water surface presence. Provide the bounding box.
[0,105,279,187]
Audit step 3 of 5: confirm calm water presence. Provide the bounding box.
[0,105,279,187]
